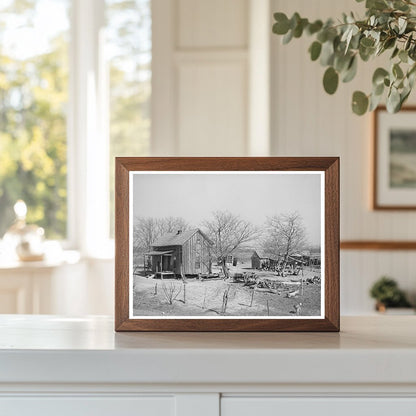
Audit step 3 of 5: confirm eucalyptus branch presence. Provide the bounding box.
[272,0,416,115]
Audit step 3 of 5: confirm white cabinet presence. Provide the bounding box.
[1,397,175,416]
[0,316,416,416]
[222,398,416,416]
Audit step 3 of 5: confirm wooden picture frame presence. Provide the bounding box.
[373,106,416,210]
[115,157,339,332]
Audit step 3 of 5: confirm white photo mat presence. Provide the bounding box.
[129,171,325,320]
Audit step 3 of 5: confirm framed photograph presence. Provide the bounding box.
[374,106,416,209]
[115,157,339,332]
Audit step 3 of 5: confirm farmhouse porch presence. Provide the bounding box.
[145,229,213,277]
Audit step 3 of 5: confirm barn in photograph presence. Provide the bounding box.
[251,250,278,270]
[145,229,213,277]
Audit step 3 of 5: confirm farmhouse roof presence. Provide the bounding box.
[145,250,173,256]
[152,228,213,247]
[252,250,273,260]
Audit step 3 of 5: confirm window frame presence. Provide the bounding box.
[67,0,111,257]
[1,0,153,258]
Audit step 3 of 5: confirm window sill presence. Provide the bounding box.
[0,249,81,271]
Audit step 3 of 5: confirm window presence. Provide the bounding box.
[0,0,151,251]
[0,0,70,239]
[106,0,151,237]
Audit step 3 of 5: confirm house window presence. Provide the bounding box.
[195,261,200,269]
[0,0,151,252]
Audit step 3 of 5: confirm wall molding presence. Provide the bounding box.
[340,241,416,250]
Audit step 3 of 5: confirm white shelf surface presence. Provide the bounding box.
[0,315,415,387]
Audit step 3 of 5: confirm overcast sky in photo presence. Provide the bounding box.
[132,172,322,245]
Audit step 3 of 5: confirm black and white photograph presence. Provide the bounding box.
[130,172,324,319]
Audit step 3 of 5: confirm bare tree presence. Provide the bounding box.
[133,217,158,254]
[161,281,182,305]
[202,211,258,278]
[264,212,307,269]
[156,217,189,236]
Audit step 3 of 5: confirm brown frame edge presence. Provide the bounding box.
[115,157,340,332]
[373,106,416,210]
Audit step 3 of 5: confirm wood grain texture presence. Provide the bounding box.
[114,160,130,330]
[341,241,416,250]
[115,157,340,332]
[373,106,416,210]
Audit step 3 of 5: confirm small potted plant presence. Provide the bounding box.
[370,276,413,313]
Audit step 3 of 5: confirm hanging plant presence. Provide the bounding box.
[272,0,416,115]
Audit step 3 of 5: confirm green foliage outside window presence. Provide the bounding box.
[107,0,151,237]
[0,0,151,240]
[0,0,69,238]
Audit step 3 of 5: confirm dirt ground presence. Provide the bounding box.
[132,266,321,317]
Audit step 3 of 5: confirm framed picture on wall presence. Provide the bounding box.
[374,106,416,209]
[115,157,339,332]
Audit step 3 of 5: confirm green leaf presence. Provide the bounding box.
[400,87,411,106]
[350,32,361,49]
[282,29,293,44]
[399,49,408,63]
[372,68,389,86]
[334,52,347,72]
[359,38,376,61]
[366,0,388,10]
[405,34,413,51]
[393,0,410,11]
[409,45,416,61]
[391,47,399,59]
[393,63,404,79]
[342,56,358,83]
[352,91,369,115]
[320,40,335,66]
[317,30,328,43]
[374,82,385,96]
[398,17,407,34]
[387,87,401,113]
[360,37,375,48]
[290,12,301,30]
[323,67,339,95]
[383,37,396,50]
[273,13,290,35]
[307,20,323,35]
[342,25,359,53]
[369,92,383,111]
[293,18,308,38]
[408,63,416,79]
[359,46,374,62]
[408,69,416,89]
[309,41,322,61]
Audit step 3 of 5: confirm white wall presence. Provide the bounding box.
[152,0,249,156]
[46,0,416,316]
[271,0,416,313]
[152,0,416,314]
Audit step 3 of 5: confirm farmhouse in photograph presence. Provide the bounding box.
[145,229,213,277]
